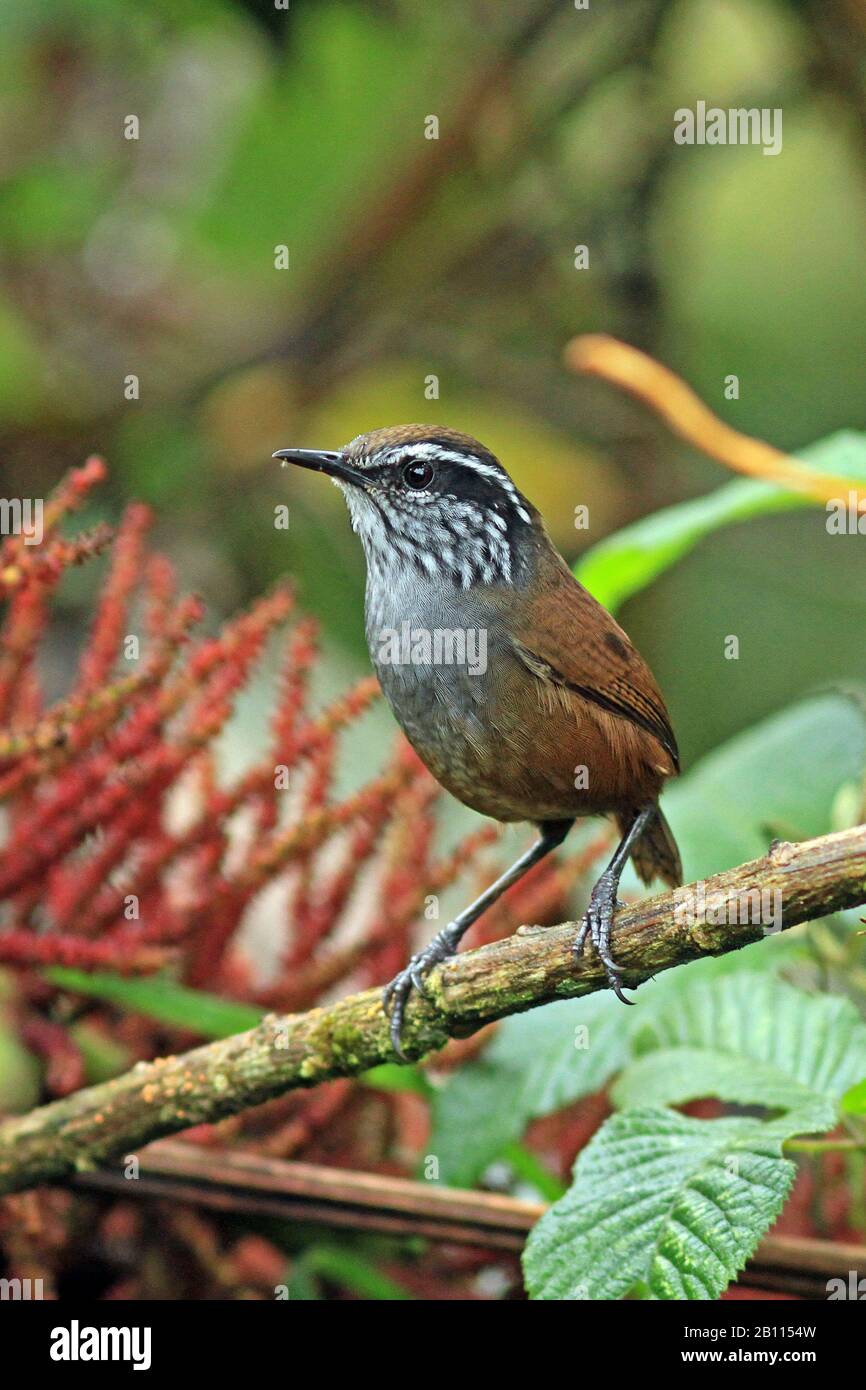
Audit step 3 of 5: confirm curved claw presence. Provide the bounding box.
[573,874,632,1004]
[602,960,633,1005]
[382,926,460,1058]
[383,963,428,1060]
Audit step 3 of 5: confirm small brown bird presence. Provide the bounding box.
[275,426,682,1054]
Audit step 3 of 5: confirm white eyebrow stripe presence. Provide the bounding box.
[383,443,532,523]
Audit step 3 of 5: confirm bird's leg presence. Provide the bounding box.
[383,818,573,1058]
[574,805,655,1003]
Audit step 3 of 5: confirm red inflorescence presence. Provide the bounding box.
[0,459,599,1300]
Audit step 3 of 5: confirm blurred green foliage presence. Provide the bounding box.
[1,0,865,768]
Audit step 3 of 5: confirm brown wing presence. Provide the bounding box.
[510,555,679,775]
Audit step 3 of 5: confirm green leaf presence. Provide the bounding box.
[70,1020,132,1085]
[300,1245,411,1301]
[614,1048,831,1125]
[613,976,866,1126]
[361,1063,434,1098]
[665,693,866,881]
[0,1020,41,1113]
[523,1107,802,1300]
[428,993,628,1186]
[576,478,803,612]
[576,430,866,612]
[44,968,263,1039]
[841,1078,866,1116]
[502,1142,567,1202]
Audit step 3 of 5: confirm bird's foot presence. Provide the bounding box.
[383,923,461,1059]
[573,870,633,1005]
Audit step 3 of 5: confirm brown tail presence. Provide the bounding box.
[617,806,682,888]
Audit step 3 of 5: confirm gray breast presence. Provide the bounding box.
[364,567,510,775]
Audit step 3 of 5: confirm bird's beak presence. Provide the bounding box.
[273,448,369,489]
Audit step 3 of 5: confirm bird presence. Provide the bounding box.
[275,425,682,1056]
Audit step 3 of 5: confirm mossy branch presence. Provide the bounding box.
[1,825,865,1197]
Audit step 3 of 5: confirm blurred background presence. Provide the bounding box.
[1,0,866,766]
[3,0,866,1307]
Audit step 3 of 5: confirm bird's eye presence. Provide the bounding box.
[402,459,434,490]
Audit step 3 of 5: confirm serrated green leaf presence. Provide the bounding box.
[522,979,860,1299]
[615,976,866,1123]
[523,1108,799,1300]
[428,993,627,1186]
[613,1048,833,1128]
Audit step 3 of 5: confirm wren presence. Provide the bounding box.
[275,426,682,1056]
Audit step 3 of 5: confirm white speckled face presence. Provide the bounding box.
[333,430,536,591]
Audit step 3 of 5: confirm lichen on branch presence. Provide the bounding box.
[0,824,864,1197]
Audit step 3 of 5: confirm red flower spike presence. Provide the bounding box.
[0,585,50,725]
[284,736,336,964]
[0,456,653,1287]
[0,931,172,973]
[73,503,152,697]
[0,524,115,597]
